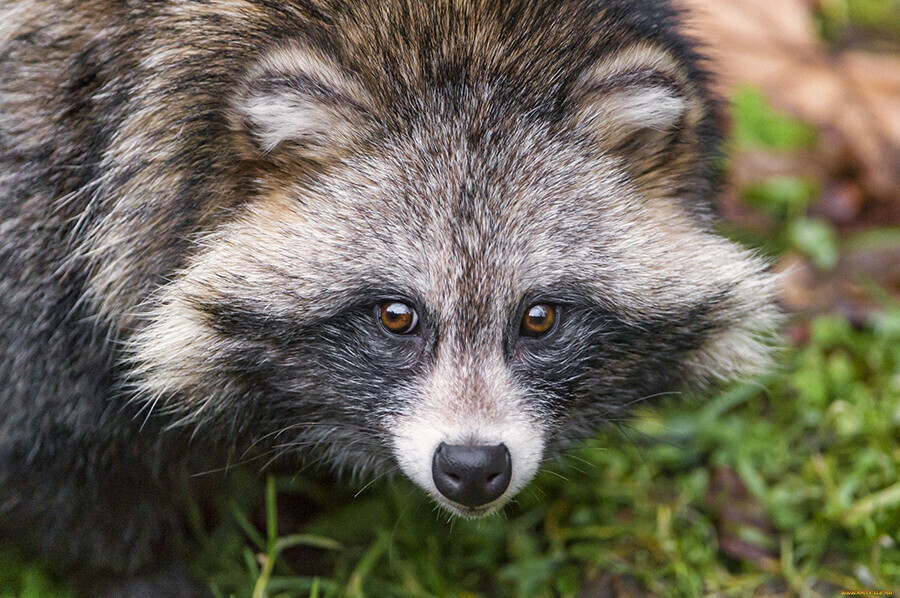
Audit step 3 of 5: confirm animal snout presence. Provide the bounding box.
[431,442,511,508]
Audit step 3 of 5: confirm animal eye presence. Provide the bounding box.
[520,303,557,337]
[379,301,419,335]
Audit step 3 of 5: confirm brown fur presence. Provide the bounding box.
[0,0,778,590]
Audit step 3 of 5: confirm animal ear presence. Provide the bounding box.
[233,45,371,162]
[575,43,706,156]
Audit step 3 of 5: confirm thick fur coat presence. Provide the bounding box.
[0,0,779,592]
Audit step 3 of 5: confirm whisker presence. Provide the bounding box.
[354,465,399,498]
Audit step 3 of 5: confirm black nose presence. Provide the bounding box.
[432,443,512,508]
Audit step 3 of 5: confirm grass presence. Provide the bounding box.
[0,554,74,598]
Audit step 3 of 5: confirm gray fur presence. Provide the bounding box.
[0,0,779,590]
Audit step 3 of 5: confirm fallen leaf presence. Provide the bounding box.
[679,0,900,201]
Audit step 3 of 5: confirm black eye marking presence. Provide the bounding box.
[378,301,419,335]
[520,303,558,338]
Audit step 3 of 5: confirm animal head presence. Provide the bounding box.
[129,0,778,517]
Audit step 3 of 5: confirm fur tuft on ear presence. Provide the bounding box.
[575,43,705,147]
[233,44,371,161]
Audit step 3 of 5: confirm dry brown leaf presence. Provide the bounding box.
[678,0,900,202]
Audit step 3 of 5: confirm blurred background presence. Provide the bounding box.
[3,1,898,596]
[685,0,899,328]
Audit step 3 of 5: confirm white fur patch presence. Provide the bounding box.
[577,42,701,138]
[241,93,354,154]
[598,86,688,132]
[235,43,370,156]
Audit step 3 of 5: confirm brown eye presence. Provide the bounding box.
[521,303,556,337]
[379,301,419,335]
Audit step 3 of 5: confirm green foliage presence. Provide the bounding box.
[0,554,73,598]
[741,177,817,219]
[787,218,840,271]
[730,88,818,153]
[730,90,845,272]
[816,0,900,43]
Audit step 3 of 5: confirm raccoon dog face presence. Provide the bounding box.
[132,5,778,517]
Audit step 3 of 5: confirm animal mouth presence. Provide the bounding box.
[434,494,507,519]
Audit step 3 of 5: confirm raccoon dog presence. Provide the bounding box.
[0,0,778,592]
